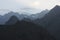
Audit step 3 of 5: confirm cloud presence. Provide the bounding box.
[15,0,60,9]
[0,0,60,10]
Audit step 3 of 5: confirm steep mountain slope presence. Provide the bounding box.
[38,5,60,40]
[28,9,49,20]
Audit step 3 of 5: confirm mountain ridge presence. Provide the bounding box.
[37,5,60,40]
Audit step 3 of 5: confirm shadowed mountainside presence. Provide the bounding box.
[35,5,60,40]
[0,16,56,40]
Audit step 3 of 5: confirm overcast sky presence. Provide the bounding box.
[0,0,60,12]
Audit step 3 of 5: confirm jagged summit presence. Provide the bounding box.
[45,5,60,16]
[51,5,60,13]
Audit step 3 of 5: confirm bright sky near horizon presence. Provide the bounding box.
[0,0,60,11]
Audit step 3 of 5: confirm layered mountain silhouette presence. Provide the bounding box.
[0,5,60,40]
[0,11,20,24]
[33,9,49,18]
[0,15,56,40]
[0,10,49,24]
[0,11,28,24]
[36,5,60,40]
[28,9,49,20]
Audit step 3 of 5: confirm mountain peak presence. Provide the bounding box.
[5,15,19,25]
[47,5,60,15]
[55,5,60,7]
[53,5,60,10]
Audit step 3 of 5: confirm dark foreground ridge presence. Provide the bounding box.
[0,20,56,40]
[37,5,60,40]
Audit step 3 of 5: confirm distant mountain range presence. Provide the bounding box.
[0,9,49,24]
